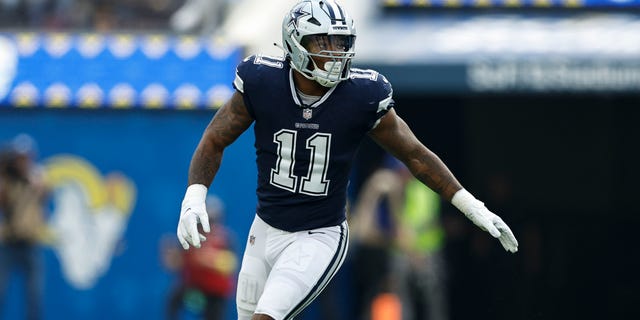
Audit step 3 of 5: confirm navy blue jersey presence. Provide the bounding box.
[233,54,394,232]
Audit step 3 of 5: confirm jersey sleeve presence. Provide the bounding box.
[232,54,288,120]
[369,72,395,130]
[232,55,257,119]
[375,73,395,117]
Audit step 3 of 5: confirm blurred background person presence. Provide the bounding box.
[162,195,238,320]
[349,156,405,320]
[389,157,448,320]
[0,134,49,320]
[351,154,449,320]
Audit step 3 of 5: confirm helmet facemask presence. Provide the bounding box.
[300,34,355,87]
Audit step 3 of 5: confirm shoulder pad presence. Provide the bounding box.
[234,54,286,93]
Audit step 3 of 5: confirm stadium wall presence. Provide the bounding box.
[0,108,257,319]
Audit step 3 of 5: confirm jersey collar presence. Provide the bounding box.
[289,68,338,108]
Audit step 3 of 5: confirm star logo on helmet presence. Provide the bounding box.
[290,5,310,29]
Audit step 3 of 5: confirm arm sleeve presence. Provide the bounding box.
[370,73,395,130]
[232,55,257,119]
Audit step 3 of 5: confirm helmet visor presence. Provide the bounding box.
[302,34,355,55]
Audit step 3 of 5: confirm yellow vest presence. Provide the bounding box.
[402,179,444,254]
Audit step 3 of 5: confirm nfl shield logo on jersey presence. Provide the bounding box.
[303,108,312,120]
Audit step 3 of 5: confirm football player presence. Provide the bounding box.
[177,1,518,319]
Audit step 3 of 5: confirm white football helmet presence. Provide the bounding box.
[282,0,356,87]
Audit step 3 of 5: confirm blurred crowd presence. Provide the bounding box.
[0,0,231,33]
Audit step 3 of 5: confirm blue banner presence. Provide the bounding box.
[0,109,257,319]
[0,32,243,109]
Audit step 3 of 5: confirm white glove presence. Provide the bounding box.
[177,184,211,249]
[452,189,518,253]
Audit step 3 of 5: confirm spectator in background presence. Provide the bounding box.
[162,195,238,320]
[390,158,449,320]
[0,134,49,320]
[351,155,449,320]
[349,157,403,320]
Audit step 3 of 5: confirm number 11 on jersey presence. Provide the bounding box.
[270,129,331,196]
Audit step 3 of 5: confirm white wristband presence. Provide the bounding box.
[183,184,208,204]
[451,188,484,216]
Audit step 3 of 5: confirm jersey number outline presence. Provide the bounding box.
[270,129,331,196]
[253,54,284,69]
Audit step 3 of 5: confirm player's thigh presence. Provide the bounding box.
[256,223,348,320]
[236,215,271,318]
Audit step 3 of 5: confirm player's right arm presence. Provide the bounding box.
[178,91,253,250]
[188,91,253,187]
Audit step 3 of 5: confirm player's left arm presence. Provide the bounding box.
[368,109,461,201]
[369,109,519,252]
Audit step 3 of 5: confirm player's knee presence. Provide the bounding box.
[256,274,306,317]
[236,255,267,312]
[236,275,261,316]
[237,304,255,320]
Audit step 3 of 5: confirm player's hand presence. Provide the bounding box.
[177,184,211,250]
[452,189,518,253]
[464,205,518,253]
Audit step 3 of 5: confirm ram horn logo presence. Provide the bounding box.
[44,155,136,289]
